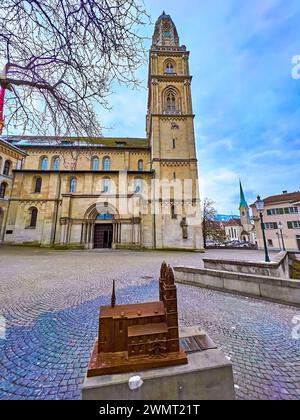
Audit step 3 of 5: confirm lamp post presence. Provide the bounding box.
[278,222,286,252]
[276,232,281,250]
[255,195,270,263]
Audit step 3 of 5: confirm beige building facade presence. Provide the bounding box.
[251,192,300,252]
[1,13,203,251]
[0,139,26,241]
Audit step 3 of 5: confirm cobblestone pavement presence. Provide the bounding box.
[0,246,299,400]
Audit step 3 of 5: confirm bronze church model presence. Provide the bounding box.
[87,262,188,377]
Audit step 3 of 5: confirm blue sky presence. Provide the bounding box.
[103,0,300,214]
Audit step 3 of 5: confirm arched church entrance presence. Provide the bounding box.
[94,214,114,249]
[82,203,119,250]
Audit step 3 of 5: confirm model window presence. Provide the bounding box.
[34,177,42,193]
[70,178,77,193]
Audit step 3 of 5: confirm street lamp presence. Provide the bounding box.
[276,232,281,250]
[255,195,270,263]
[278,222,286,252]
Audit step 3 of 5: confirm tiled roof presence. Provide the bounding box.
[224,218,242,227]
[251,192,300,207]
[1,135,150,150]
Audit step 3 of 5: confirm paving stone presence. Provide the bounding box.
[0,246,299,400]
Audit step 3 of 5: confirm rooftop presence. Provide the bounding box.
[224,218,243,227]
[100,301,165,320]
[1,135,150,150]
[251,191,300,207]
[0,137,27,156]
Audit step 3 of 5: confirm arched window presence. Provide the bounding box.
[3,160,11,176]
[29,207,38,228]
[92,156,99,171]
[171,201,177,219]
[167,91,176,112]
[34,177,42,193]
[53,157,60,171]
[69,178,77,193]
[41,156,48,171]
[103,178,110,193]
[103,157,111,171]
[138,160,143,172]
[134,178,142,194]
[165,62,175,74]
[96,212,113,221]
[0,182,7,199]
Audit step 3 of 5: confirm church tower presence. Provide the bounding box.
[147,12,203,250]
[239,180,251,227]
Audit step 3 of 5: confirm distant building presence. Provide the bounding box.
[251,191,300,252]
[223,181,256,243]
[224,218,243,242]
[238,181,256,243]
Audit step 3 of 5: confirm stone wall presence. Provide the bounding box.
[203,251,290,279]
[174,266,300,307]
[289,252,300,280]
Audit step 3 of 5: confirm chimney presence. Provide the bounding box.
[282,190,288,194]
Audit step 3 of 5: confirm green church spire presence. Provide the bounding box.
[239,180,248,209]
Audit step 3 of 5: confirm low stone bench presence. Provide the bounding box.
[174,266,300,307]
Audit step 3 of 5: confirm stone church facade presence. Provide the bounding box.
[0,12,203,251]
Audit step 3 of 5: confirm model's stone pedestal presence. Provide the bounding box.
[82,327,235,401]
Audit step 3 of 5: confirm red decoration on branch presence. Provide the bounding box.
[0,87,5,134]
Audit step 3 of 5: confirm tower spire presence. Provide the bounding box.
[152,12,180,47]
[111,280,116,308]
[239,179,248,210]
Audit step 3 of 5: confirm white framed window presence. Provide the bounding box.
[103,178,110,193]
[103,157,111,171]
[92,157,99,171]
[70,178,77,193]
[41,157,48,171]
[134,179,142,193]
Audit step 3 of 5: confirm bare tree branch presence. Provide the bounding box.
[0,0,150,138]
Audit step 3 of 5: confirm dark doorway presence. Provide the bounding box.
[297,236,300,251]
[94,224,113,249]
